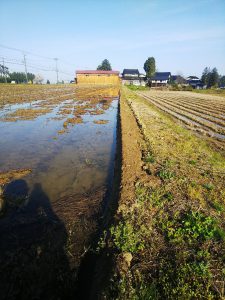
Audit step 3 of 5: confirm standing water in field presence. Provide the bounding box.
[0,86,120,299]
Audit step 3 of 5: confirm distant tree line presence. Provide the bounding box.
[201,67,225,88]
[0,72,35,83]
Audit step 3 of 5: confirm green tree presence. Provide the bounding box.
[144,57,156,78]
[9,72,26,83]
[46,79,50,84]
[97,59,112,71]
[208,68,219,88]
[0,76,10,83]
[201,67,210,86]
[219,75,225,87]
[27,72,35,82]
[8,72,35,83]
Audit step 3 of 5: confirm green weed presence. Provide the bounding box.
[96,230,107,252]
[110,221,146,253]
[203,183,214,191]
[157,169,175,180]
[162,211,224,244]
[189,159,197,165]
[127,85,148,91]
[157,160,175,180]
[144,152,155,163]
[135,183,149,203]
[159,260,214,299]
[211,201,224,212]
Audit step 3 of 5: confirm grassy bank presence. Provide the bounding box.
[98,87,225,299]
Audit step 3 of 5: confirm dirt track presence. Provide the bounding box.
[118,91,147,208]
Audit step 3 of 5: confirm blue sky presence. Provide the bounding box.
[0,0,225,82]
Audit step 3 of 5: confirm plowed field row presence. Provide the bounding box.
[138,91,225,140]
[143,94,225,127]
[143,92,225,114]
[158,95,225,114]
[158,96,225,122]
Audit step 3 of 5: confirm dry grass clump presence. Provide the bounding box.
[0,169,31,186]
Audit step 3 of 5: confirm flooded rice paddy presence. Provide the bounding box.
[0,85,120,299]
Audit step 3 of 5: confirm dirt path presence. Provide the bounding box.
[118,89,148,209]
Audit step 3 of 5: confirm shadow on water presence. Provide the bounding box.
[0,180,76,300]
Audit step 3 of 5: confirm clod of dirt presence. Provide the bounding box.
[93,120,109,125]
[58,109,72,115]
[63,121,68,128]
[67,117,83,124]
[74,108,87,116]
[90,110,104,115]
[58,129,66,135]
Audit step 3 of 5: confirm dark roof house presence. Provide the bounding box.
[151,72,171,81]
[122,69,140,77]
[186,76,199,80]
[171,75,187,84]
[150,72,171,87]
[186,75,203,88]
[122,69,146,86]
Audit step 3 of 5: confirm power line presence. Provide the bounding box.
[2,58,7,83]
[0,43,76,80]
[23,54,28,83]
[0,42,75,80]
[54,58,59,84]
[3,60,53,71]
[2,57,74,76]
[0,43,53,60]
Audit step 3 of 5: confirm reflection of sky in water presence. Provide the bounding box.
[0,96,118,202]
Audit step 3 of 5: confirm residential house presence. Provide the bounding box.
[186,76,203,89]
[122,69,146,86]
[171,75,187,85]
[150,72,171,87]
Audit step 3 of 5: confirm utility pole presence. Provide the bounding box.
[23,54,28,83]
[2,58,7,83]
[54,58,59,84]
